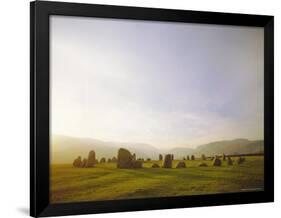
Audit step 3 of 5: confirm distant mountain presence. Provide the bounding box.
[51,135,264,164]
[194,139,264,156]
[168,147,195,159]
[51,135,159,164]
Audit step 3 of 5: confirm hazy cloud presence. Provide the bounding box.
[50,16,264,149]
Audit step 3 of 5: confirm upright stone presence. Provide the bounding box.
[201,154,206,160]
[86,150,96,167]
[162,154,173,168]
[212,157,222,166]
[82,158,87,167]
[132,153,136,161]
[227,157,233,165]
[237,156,245,164]
[117,148,133,168]
[132,160,143,168]
[73,156,82,168]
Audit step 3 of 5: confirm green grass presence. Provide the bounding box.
[50,156,264,203]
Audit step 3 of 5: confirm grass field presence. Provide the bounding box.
[50,156,264,203]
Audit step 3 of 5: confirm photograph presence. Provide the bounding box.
[50,15,264,204]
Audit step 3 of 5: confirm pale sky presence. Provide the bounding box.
[50,15,264,149]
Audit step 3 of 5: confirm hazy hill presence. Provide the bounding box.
[168,147,195,159]
[51,135,264,164]
[194,139,264,156]
[51,135,159,164]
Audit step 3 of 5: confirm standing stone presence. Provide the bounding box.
[201,154,206,160]
[117,148,142,168]
[81,158,87,167]
[183,157,186,160]
[132,160,143,168]
[112,157,117,162]
[171,154,174,160]
[212,157,222,166]
[222,153,226,161]
[100,157,106,163]
[146,158,151,161]
[176,161,186,168]
[73,156,82,168]
[162,154,173,168]
[159,154,163,161]
[237,157,245,164]
[191,155,195,160]
[117,148,133,168]
[86,150,96,167]
[132,153,136,161]
[227,157,233,165]
[107,158,111,163]
[186,155,190,160]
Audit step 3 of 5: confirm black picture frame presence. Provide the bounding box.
[30,1,274,217]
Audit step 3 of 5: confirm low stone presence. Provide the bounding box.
[151,163,160,168]
[176,161,186,168]
[198,162,208,167]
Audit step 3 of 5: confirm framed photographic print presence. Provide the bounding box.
[30,1,274,217]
